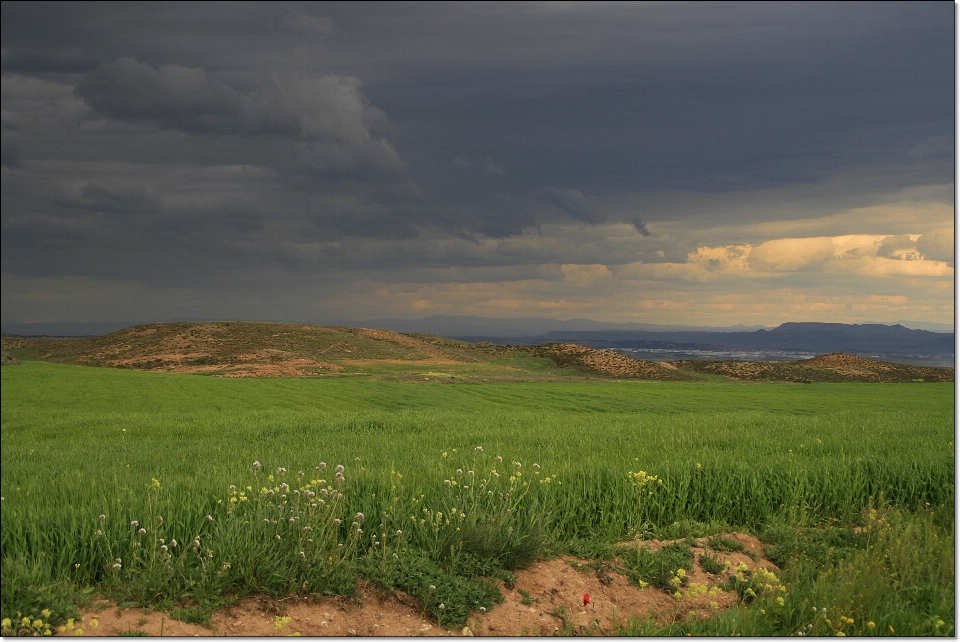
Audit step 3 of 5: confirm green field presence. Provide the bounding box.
[1,361,955,635]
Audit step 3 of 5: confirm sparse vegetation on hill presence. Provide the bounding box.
[677,353,954,383]
[2,322,952,383]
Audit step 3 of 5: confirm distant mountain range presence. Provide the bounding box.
[448,322,954,368]
[352,315,771,335]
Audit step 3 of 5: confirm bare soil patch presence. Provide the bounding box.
[357,328,466,361]
[340,358,464,366]
[527,343,694,380]
[678,352,952,383]
[66,534,774,636]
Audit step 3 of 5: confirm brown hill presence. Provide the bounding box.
[2,323,953,382]
[0,322,479,378]
[524,343,693,380]
[676,352,953,383]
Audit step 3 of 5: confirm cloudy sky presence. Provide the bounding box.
[1,2,954,328]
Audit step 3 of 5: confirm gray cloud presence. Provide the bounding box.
[1,3,953,326]
[542,187,602,224]
[630,218,651,237]
[76,58,251,133]
[916,231,954,265]
[76,58,393,148]
[0,141,21,168]
[876,234,920,260]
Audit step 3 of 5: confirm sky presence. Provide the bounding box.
[1,2,955,329]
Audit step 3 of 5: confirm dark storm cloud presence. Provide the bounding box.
[337,2,953,200]
[1,2,954,325]
[630,218,651,238]
[0,142,21,168]
[74,57,396,147]
[60,183,162,215]
[542,187,602,225]
[5,3,953,198]
[76,58,259,135]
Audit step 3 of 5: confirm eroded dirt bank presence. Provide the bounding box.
[62,533,774,636]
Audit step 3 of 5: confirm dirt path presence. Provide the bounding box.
[63,534,773,636]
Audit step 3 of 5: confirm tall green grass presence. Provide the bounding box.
[1,362,954,632]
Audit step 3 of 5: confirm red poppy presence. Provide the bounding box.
[583,593,591,605]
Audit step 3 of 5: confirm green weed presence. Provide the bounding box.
[698,553,727,575]
[707,535,745,553]
[620,542,694,592]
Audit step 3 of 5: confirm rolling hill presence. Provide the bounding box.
[1,322,953,383]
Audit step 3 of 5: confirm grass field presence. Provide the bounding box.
[1,361,954,635]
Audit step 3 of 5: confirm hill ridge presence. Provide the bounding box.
[2,322,953,383]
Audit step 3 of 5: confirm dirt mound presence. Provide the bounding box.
[677,353,953,383]
[357,328,470,361]
[67,533,774,636]
[528,343,694,380]
[4,322,471,378]
[804,353,886,369]
[798,353,953,382]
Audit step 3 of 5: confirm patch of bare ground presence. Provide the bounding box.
[109,351,343,377]
[5,322,486,378]
[357,328,468,361]
[804,353,891,370]
[798,352,953,381]
[339,358,464,366]
[530,343,693,380]
[68,534,774,637]
[676,353,953,383]
[690,360,800,382]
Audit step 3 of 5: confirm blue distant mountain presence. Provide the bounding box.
[459,322,953,367]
